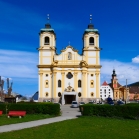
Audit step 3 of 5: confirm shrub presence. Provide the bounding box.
[0,102,60,116]
[80,104,139,119]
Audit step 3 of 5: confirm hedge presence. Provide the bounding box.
[80,104,139,119]
[0,102,60,116]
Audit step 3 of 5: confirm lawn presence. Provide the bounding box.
[0,116,139,139]
[0,114,54,126]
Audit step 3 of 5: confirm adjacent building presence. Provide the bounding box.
[100,81,113,100]
[127,82,139,100]
[109,69,129,101]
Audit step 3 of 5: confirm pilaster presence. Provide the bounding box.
[82,68,87,98]
[95,72,99,98]
[39,72,43,98]
[74,72,78,92]
[53,71,57,98]
[61,72,65,92]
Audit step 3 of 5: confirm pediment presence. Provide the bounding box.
[53,45,82,63]
[61,45,78,53]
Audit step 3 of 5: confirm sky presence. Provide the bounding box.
[0,0,139,96]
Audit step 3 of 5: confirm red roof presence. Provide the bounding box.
[102,81,108,86]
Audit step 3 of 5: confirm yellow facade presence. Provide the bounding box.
[38,21,101,103]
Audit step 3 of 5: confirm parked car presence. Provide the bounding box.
[79,102,85,106]
[117,100,125,105]
[71,101,78,108]
[88,101,94,104]
[88,100,96,104]
[107,97,114,105]
[108,101,114,105]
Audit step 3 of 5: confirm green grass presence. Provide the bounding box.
[0,114,54,126]
[0,116,139,139]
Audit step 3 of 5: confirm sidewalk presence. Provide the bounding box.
[0,105,81,133]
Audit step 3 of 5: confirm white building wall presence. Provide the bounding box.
[87,72,96,98]
[42,51,51,56]
[64,71,74,88]
[88,51,96,57]
[100,85,113,100]
[42,58,51,64]
[77,72,82,93]
[38,74,41,98]
[88,58,96,64]
[42,71,51,98]
[56,72,62,96]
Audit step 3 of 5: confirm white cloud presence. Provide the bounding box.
[1,49,139,95]
[132,55,139,63]
[0,49,38,78]
[101,59,139,85]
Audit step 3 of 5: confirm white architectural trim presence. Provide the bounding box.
[62,92,78,105]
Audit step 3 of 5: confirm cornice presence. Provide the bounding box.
[83,47,101,51]
[61,45,78,52]
[37,64,102,68]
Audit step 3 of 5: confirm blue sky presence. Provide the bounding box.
[0,0,139,96]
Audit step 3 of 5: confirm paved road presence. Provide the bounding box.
[61,105,81,117]
[0,105,81,133]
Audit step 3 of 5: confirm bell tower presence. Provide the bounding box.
[38,15,56,102]
[111,69,118,88]
[39,14,56,65]
[83,15,99,51]
[39,15,56,50]
[82,15,101,100]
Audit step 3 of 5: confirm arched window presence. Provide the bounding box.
[58,80,61,87]
[78,80,81,87]
[78,92,81,97]
[58,92,61,97]
[44,36,49,45]
[46,92,49,97]
[89,37,94,45]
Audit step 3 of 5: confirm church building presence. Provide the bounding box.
[109,69,129,101]
[37,18,101,104]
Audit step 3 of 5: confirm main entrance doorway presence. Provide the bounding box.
[62,92,78,105]
[64,95,76,104]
